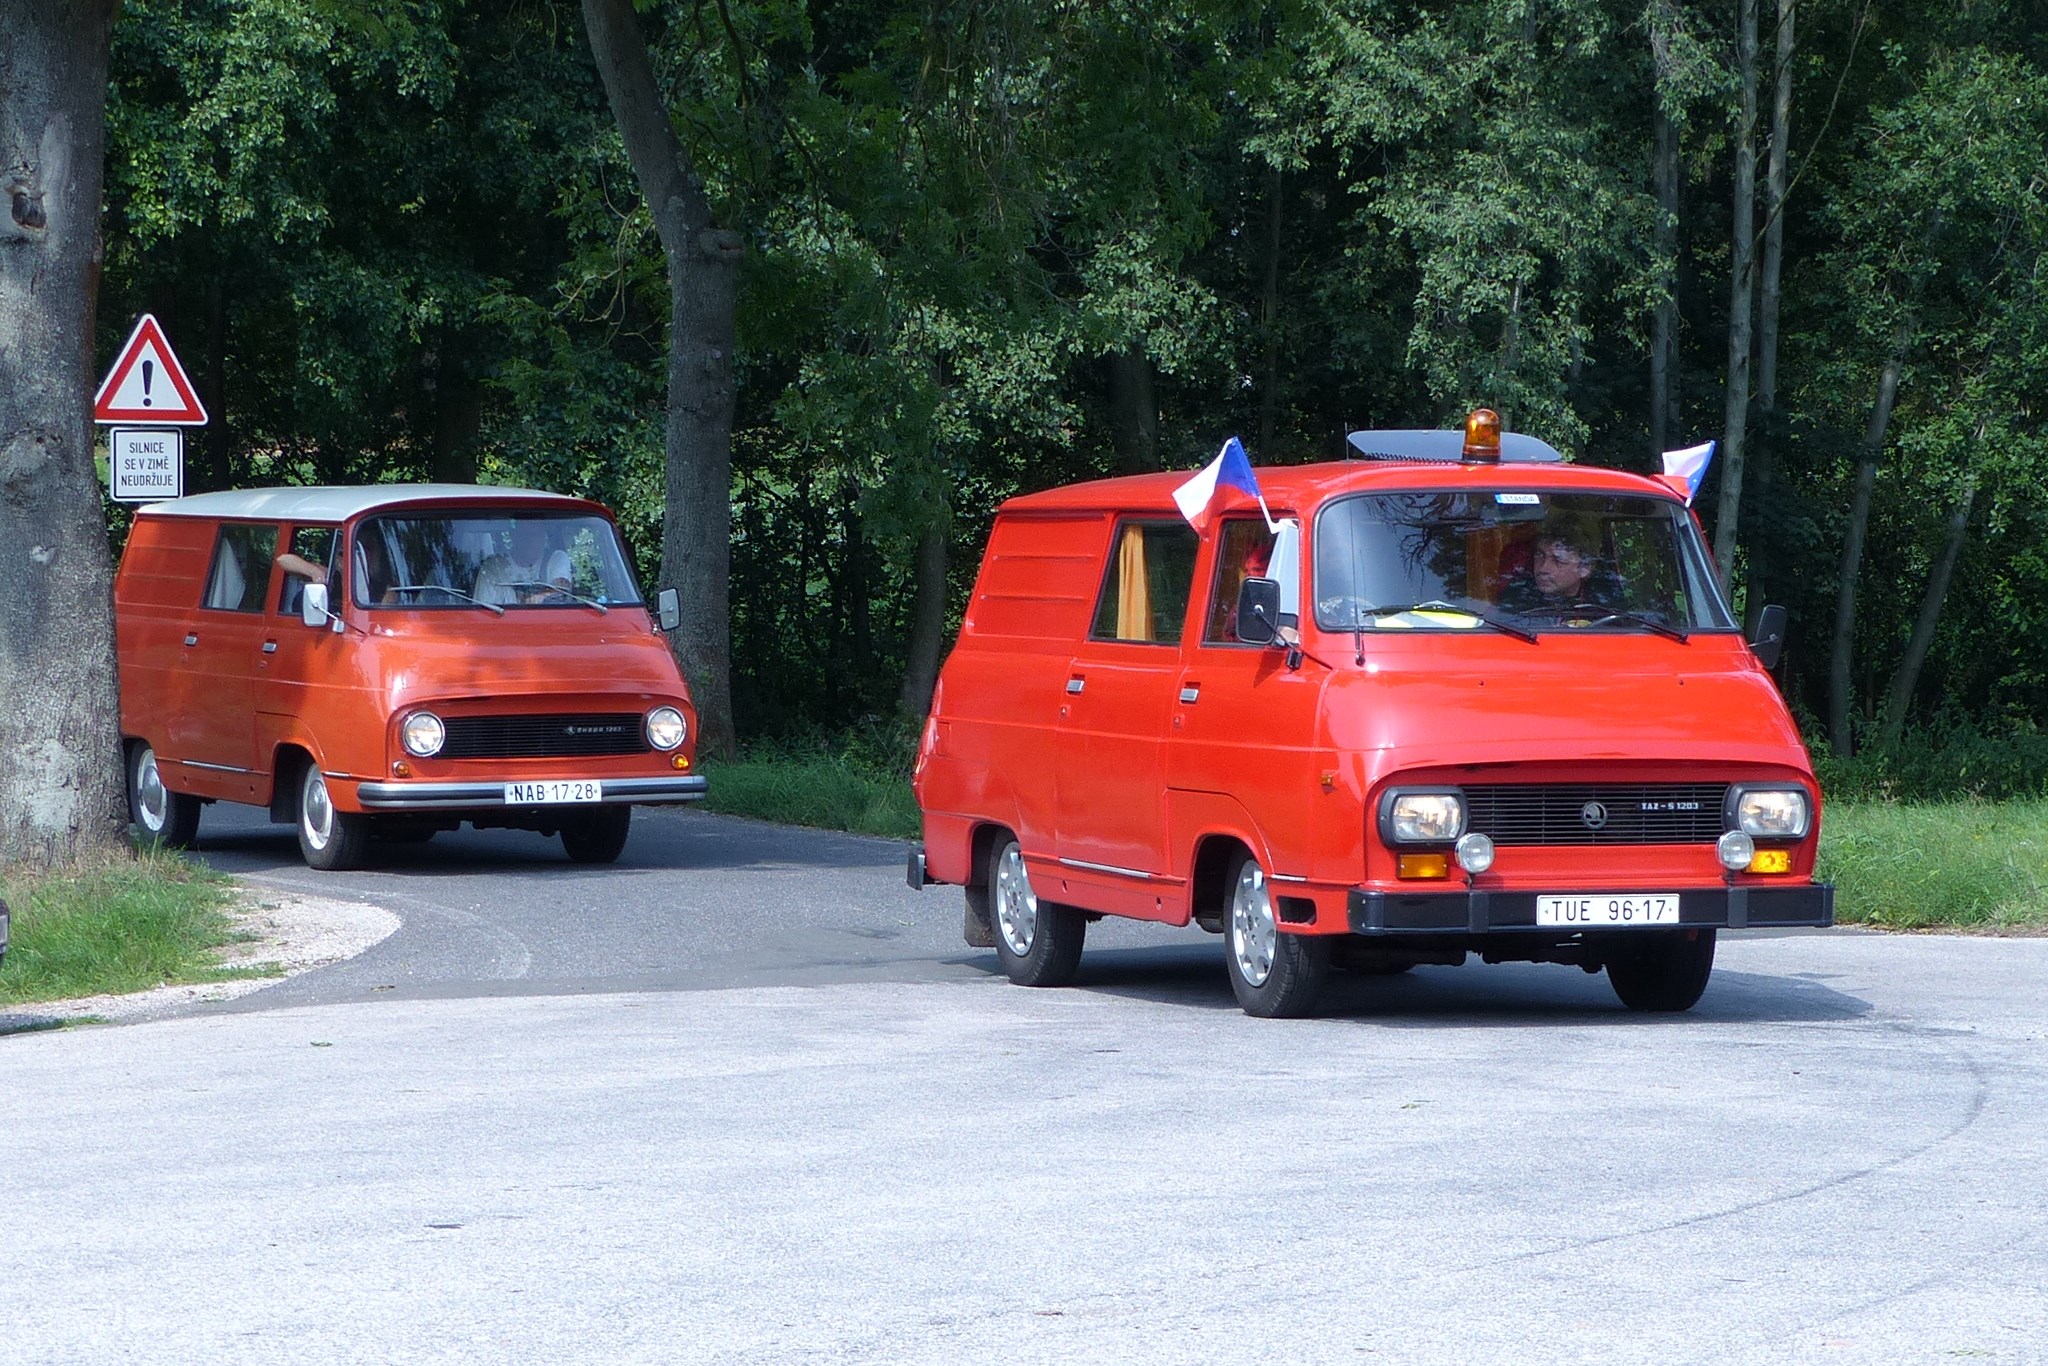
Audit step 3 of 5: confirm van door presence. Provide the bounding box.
[1054,519,1198,889]
[255,524,342,790]
[165,521,279,797]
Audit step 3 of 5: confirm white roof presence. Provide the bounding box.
[132,484,593,523]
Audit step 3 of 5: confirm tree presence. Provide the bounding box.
[579,0,743,760]
[0,0,129,866]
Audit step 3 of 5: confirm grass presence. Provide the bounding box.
[0,849,253,1006]
[702,755,921,840]
[1818,800,2048,932]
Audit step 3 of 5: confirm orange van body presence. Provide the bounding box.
[115,485,703,869]
[911,430,1832,1016]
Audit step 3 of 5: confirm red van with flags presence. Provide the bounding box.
[908,413,1831,1017]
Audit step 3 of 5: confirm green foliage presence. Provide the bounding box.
[1819,801,2048,931]
[1815,720,2048,804]
[0,851,243,1005]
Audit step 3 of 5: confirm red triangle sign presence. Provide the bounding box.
[94,314,209,425]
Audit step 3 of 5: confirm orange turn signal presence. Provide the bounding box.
[1463,408,1502,462]
[1747,848,1792,874]
[391,760,412,778]
[674,753,691,771]
[1397,852,1451,879]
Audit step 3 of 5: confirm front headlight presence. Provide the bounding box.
[1730,786,1811,839]
[1381,790,1465,844]
[401,711,445,758]
[646,705,687,751]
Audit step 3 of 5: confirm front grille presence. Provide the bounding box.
[1465,783,1727,846]
[440,713,648,759]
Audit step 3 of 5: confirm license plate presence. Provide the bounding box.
[503,780,603,805]
[1536,893,1680,927]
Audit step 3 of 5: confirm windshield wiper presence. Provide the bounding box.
[1358,601,1539,645]
[387,583,504,615]
[498,581,610,613]
[1602,610,1689,642]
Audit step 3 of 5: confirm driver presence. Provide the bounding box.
[1498,520,1619,616]
[475,522,572,605]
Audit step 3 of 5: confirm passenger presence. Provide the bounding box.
[1498,519,1621,616]
[475,522,573,605]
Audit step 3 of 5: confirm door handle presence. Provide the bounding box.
[1066,678,1085,694]
[262,640,278,654]
[1179,684,1200,704]
[183,634,199,647]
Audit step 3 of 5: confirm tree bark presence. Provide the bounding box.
[1712,0,1760,589]
[1106,343,1158,473]
[1827,329,1909,757]
[897,517,950,721]
[1648,0,1682,456]
[0,0,129,865]
[1876,476,1974,750]
[1745,0,1794,595]
[581,0,742,759]
[1259,162,1283,456]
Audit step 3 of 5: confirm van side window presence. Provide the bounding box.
[1089,520,1198,644]
[1203,520,1279,643]
[277,526,337,614]
[203,524,279,613]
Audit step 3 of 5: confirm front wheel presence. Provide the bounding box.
[561,806,631,864]
[297,764,369,871]
[1223,852,1330,1018]
[1606,928,1717,1012]
[989,836,1085,987]
[128,743,200,848]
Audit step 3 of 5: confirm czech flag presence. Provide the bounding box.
[1661,440,1716,506]
[1174,436,1268,532]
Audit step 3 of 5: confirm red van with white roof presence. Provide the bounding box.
[115,485,704,869]
[909,415,1831,1017]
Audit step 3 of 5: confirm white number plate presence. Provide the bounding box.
[504,780,603,805]
[1536,893,1680,927]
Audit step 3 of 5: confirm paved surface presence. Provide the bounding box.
[7,903,2047,1363]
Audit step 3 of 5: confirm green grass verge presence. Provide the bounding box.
[1819,801,2048,931]
[701,756,920,840]
[0,850,250,1006]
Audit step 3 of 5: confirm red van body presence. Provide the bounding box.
[115,485,704,869]
[910,428,1831,1016]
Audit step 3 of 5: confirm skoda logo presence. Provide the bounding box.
[1580,801,1609,830]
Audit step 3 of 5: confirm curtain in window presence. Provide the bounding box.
[1116,524,1151,640]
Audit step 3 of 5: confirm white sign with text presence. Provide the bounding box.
[109,428,184,502]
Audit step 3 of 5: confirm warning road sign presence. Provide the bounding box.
[94,314,208,425]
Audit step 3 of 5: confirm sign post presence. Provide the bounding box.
[94,314,207,503]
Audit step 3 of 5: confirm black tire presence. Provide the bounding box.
[988,835,1085,987]
[1223,851,1330,1018]
[962,876,996,949]
[1606,928,1717,1012]
[128,742,200,848]
[562,806,631,864]
[297,763,369,871]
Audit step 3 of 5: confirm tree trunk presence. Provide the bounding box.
[1876,477,1974,750]
[1827,331,1908,757]
[1712,0,1760,589]
[202,264,230,492]
[1746,0,1793,595]
[1259,162,1283,455]
[1106,343,1158,473]
[429,339,482,485]
[0,0,130,866]
[581,0,743,759]
[1648,0,1682,456]
[897,517,950,720]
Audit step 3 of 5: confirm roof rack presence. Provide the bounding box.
[1344,429,1566,465]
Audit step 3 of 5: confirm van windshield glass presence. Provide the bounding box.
[1312,491,1735,635]
[352,512,642,611]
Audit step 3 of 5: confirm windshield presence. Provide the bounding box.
[1312,491,1735,634]
[351,512,643,611]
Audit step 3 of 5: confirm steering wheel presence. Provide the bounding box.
[1520,600,1619,626]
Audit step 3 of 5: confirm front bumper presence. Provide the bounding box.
[1348,883,1833,935]
[354,775,708,811]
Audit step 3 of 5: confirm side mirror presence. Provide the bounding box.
[301,581,331,629]
[657,587,681,633]
[1234,577,1281,646]
[1749,603,1786,670]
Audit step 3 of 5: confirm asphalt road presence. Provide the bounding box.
[4,805,2046,1365]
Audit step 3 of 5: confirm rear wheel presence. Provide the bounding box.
[561,806,632,864]
[1606,928,1717,1012]
[297,764,369,871]
[128,743,200,848]
[1223,852,1330,1018]
[989,836,1085,987]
